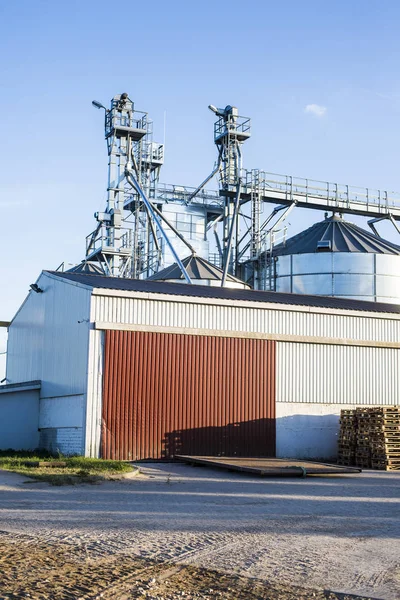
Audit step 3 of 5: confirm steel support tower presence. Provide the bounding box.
[86,93,165,278]
[81,93,400,287]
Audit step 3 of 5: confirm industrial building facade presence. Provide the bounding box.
[2,270,400,460]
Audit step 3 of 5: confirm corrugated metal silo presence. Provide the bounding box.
[256,215,400,303]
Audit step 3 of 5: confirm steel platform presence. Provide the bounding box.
[176,456,362,477]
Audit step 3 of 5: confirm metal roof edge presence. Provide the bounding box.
[43,270,95,291]
[0,380,41,394]
[45,270,400,318]
[91,287,400,321]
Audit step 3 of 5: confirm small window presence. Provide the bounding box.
[317,240,331,251]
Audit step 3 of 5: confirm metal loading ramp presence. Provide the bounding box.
[176,456,362,477]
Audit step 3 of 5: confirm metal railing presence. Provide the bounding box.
[106,110,148,135]
[243,171,400,214]
[148,171,400,218]
[142,142,164,164]
[86,225,133,255]
[208,253,223,268]
[214,115,251,141]
[156,183,223,207]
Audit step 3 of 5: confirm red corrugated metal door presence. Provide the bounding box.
[102,330,276,460]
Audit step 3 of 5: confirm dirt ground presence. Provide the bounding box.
[0,465,398,600]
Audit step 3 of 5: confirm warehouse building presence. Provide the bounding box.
[1,269,400,460]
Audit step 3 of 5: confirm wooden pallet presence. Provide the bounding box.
[371,462,400,471]
[338,406,400,470]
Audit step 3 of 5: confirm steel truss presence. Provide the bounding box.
[84,93,400,287]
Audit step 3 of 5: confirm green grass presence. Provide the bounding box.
[0,450,134,485]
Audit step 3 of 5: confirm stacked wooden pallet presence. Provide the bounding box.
[337,409,357,466]
[338,407,400,470]
[355,408,374,468]
[370,408,400,471]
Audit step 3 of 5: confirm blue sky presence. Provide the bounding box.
[1,0,400,375]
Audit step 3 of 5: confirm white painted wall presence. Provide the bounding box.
[39,395,84,428]
[0,389,40,450]
[276,402,374,460]
[39,428,83,456]
[6,273,92,399]
[38,394,85,455]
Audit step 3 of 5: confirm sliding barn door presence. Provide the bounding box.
[102,330,276,460]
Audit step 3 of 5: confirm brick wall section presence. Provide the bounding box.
[39,427,83,456]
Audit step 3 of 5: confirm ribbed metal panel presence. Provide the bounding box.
[7,272,92,398]
[85,329,104,457]
[274,253,400,303]
[92,295,400,344]
[102,330,276,460]
[277,342,400,405]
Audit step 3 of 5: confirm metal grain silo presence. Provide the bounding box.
[258,215,400,303]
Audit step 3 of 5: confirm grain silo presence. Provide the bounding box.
[252,214,400,303]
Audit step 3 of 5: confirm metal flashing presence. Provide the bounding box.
[0,380,41,394]
[94,321,400,348]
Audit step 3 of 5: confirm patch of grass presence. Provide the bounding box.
[0,450,134,485]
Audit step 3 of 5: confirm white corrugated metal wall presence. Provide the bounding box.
[276,342,400,405]
[7,273,92,455]
[85,329,104,457]
[276,342,400,459]
[7,273,92,397]
[91,293,400,343]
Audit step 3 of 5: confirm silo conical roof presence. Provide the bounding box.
[273,215,400,256]
[66,261,105,274]
[147,254,249,285]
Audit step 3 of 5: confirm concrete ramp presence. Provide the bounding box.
[176,456,361,477]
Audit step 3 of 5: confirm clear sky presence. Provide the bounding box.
[1,0,400,377]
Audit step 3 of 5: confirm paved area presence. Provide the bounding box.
[0,464,399,599]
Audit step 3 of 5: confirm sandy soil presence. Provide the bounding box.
[0,465,398,599]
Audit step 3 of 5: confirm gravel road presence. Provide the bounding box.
[0,464,398,599]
